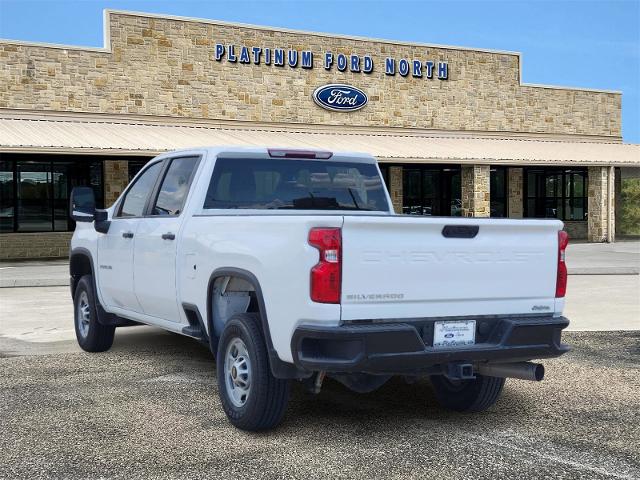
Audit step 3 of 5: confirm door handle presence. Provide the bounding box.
[161,232,176,240]
[122,231,134,239]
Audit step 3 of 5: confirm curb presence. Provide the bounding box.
[0,279,69,288]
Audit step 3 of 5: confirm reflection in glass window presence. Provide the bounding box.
[17,163,51,232]
[0,161,14,232]
[490,167,507,217]
[402,166,461,216]
[152,157,198,216]
[120,162,162,217]
[524,168,588,221]
[205,158,389,211]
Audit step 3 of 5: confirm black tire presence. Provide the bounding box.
[73,274,115,352]
[430,374,505,412]
[216,313,290,431]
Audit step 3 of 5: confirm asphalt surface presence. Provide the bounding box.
[1,330,639,480]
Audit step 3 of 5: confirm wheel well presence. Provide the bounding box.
[209,275,259,339]
[70,253,93,295]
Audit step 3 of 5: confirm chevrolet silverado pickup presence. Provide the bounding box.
[69,147,570,431]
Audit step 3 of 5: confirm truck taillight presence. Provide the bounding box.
[308,228,342,304]
[556,230,569,298]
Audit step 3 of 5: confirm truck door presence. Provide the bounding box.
[97,161,164,312]
[133,156,200,322]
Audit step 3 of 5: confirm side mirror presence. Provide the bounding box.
[70,187,96,222]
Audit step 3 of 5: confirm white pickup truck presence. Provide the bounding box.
[69,147,570,431]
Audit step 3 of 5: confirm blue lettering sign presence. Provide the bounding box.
[288,50,298,67]
[324,52,333,70]
[385,58,395,75]
[301,51,313,69]
[239,46,250,64]
[274,49,284,66]
[252,47,262,64]
[350,55,360,72]
[398,59,409,77]
[363,55,373,73]
[412,60,422,77]
[313,84,368,112]
[210,42,451,82]
[215,43,225,61]
[438,62,448,79]
[337,54,347,71]
[425,61,434,78]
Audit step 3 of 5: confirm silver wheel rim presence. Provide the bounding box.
[77,291,91,338]
[224,338,251,408]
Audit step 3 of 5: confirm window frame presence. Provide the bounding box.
[523,167,588,221]
[489,166,508,218]
[114,160,165,219]
[147,155,201,218]
[0,158,105,233]
[400,164,462,217]
[203,156,390,212]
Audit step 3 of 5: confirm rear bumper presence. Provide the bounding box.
[291,316,570,374]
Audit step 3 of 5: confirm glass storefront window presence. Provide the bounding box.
[17,162,52,232]
[490,167,507,217]
[402,165,461,216]
[0,155,105,233]
[524,168,588,221]
[0,161,15,232]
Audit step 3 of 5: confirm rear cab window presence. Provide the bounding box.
[203,157,389,211]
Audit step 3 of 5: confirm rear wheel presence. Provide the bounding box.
[73,275,115,352]
[216,313,290,431]
[430,374,505,412]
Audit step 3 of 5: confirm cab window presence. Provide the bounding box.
[151,156,199,216]
[118,162,162,217]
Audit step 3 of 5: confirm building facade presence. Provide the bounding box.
[0,10,638,259]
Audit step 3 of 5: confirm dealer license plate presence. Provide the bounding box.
[433,320,476,348]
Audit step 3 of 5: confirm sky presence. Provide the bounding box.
[0,0,638,142]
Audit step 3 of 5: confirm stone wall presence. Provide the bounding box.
[104,160,129,207]
[0,232,72,260]
[0,11,621,137]
[563,221,588,240]
[388,166,403,213]
[507,167,523,218]
[461,165,490,217]
[588,166,614,242]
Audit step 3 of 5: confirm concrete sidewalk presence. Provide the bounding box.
[1,240,638,288]
[0,260,68,288]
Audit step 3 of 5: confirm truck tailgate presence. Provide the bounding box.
[340,216,562,321]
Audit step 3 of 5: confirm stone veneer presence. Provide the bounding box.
[461,165,490,217]
[0,11,621,137]
[0,232,73,260]
[388,166,403,214]
[104,160,130,207]
[588,166,615,242]
[507,167,524,218]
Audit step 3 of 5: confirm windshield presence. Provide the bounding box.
[203,157,390,211]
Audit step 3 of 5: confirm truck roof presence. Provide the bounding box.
[154,146,378,164]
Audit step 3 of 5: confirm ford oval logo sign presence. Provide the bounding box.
[313,84,368,112]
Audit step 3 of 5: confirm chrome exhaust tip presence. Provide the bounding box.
[478,362,545,381]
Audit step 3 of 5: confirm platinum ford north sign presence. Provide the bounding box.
[313,84,368,112]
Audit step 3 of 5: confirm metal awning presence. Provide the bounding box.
[1,112,638,166]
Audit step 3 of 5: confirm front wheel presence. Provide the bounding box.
[216,313,291,431]
[73,275,115,352]
[430,374,505,412]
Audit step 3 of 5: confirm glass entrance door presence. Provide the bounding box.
[403,166,461,216]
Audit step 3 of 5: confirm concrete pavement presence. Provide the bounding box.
[1,331,638,479]
[0,243,638,479]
